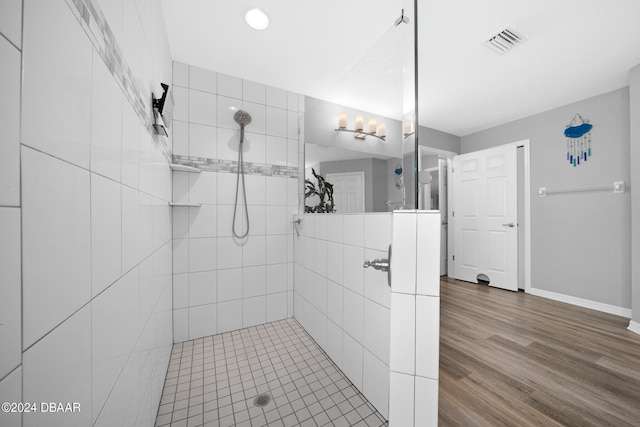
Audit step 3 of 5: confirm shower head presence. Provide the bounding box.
[234,110,252,127]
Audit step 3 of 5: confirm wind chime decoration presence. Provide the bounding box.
[564,113,593,167]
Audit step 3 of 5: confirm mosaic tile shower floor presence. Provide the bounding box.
[155,318,388,427]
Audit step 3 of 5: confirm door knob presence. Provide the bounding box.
[502,222,515,228]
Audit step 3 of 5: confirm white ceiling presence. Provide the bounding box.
[161,0,640,137]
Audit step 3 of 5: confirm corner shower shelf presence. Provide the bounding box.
[169,202,201,207]
[170,163,200,173]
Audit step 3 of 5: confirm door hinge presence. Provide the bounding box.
[452,211,455,217]
[452,255,455,261]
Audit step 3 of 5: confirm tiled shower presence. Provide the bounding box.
[169,61,300,342]
[0,1,440,426]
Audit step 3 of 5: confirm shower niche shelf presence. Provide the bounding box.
[170,163,200,173]
[169,202,201,207]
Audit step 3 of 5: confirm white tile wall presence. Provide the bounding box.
[294,212,392,419]
[17,2,174,427]
[189,270,217,305]
[189,123,217,159]
[0,35,20,206]
[416,295,440,380]
[343,214,365,246]
[0,366,21,427]
[244,101,266,134]
[390,292,416,375]
[218,73,242,99]
[363,350,390,418]
[121,102,141,188]
[415,376,439,427]
[23,305,92,427]
[0,208,21,379]
[327,280,344,327]
[243,295,267,327]
[0,0,22,48]
[22,0,93,169]
[266,86,287,109]
[266,292,288,321]
[326,320,343,366]
[218,300,243,332]
[94,347,140,427]
[22,147,92,348]
[417,213,442,297]
[188,237,216,272]
[217,269,242,301]
[388,211,442,426]
[173,308,188,343]
[343,289,364,343]
[189,65,217,93]
[389,372,415,427]
[173,273,188,309]
[243,265,266,298]
[343,244,365,295]
[189,304,217,340]
[91,174,123,296]
[170,63,300,340]
[266,264,288,293]
[243,80,266,104]
[391,212,417,295]
[364,299,390,364]
[92,268,139,422]
[171,120,188,157]
[91,53,123,182]
[342,333,364,390]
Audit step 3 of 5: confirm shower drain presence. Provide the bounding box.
[253,393,272,408]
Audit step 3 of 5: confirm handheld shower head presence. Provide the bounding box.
[234,110,252,146]
[234,110,252,126]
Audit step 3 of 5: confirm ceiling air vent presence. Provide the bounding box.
[485,26,527,53]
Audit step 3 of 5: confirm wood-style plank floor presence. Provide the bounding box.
[439,276,640,427]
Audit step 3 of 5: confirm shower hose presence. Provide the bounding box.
[232,130,250,239]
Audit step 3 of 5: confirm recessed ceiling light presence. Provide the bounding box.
[245,9,269,30]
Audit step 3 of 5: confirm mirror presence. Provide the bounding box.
[304,96,405,212]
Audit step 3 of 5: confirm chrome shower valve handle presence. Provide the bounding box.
[362,258,390,272]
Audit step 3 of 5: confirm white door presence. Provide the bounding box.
[326,172,365,213]
[451,144,518,291]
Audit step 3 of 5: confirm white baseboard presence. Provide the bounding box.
[628,320,640,335]
[529,288,632,318]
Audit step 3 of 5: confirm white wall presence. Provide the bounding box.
[0,0,174,426]
[461,88,632,312]
[293,213,392,418]
[171,62,301,341]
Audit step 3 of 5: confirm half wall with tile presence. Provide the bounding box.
[293,213,393,419]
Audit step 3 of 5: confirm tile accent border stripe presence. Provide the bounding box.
[172,155,298,178]
[64,0,171,161]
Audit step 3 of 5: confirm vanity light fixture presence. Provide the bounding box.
[335,112,386,141]
[245,8,269,30]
